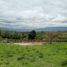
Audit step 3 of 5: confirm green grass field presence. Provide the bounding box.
[0,42,67,67]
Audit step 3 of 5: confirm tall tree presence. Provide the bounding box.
[28,30,36,40]
[44,32,59,44]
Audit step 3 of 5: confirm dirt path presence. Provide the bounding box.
[14,42,42,46]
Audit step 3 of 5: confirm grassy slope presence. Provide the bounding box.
[0,43,67,67]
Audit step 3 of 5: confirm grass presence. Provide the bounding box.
[0,42,67,67]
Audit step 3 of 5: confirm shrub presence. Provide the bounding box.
[61,60,67,66]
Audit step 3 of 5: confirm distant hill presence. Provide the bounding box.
[0,27,67,32]
[36,27,67,32]
[0,27,32,32]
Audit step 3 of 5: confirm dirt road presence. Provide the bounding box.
[14,42,42,46]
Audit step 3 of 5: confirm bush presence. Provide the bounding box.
[61,60,67,66]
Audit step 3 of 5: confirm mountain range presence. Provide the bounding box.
[36,27,67,32]
[0,27,67,32]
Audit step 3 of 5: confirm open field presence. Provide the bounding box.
[0,42,67,67]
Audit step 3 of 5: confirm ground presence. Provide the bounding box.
[0,42,67,67]
[14,42,42,45]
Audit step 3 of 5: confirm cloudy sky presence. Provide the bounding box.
[0,0,67,30]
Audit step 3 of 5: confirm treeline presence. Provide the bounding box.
[0,30,42,41]
[0,29,67,43]
[0,30,27,43]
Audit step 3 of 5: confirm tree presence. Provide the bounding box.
[28,30,36,40]
[44,32,59,44]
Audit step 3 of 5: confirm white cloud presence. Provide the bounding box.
[0,0,67,30]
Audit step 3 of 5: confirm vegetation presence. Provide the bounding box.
[44,32,59,44]
[0,43,67,67]
[28,30,36,40]
[0,29,67,43]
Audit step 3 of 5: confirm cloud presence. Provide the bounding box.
[0,0,67,29]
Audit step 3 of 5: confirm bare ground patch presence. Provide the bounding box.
[14,42,42,46]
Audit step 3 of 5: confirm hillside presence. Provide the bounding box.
[0,27,67,32]
[36,27,67,32]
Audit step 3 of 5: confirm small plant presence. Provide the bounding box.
[30,58,35,62]
[17,56,24,61]
[39,52,44,58]
[5,62,10,65]
[61,60,67,66]
[0,63,2,65]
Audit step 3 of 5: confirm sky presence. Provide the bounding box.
[0,0,67,30]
